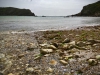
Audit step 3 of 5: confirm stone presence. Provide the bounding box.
[64,55,73,61]
[34,56,41,60]
[49,59,57,65]
[69,41,76,45]
[40,49,53,54]
[26,67,34,72]
[27,43,37,51]
[8,73,14,75]
[44,54,50,57]
[0,73,3,75]
[34,54,42,60]
[63,38,70,43]
[87,39,100,44]
[47,45,57,50]
[0,53,5,61]
[88,59,98,66]
[52,43,58,48]
[76,41,87,47]
[63,44,69,50]
[63,44,74,50]
[96,55,100,60]
[47,67,53,73]
[60,60,68,65]
[18,54,24,58]
[39,43,48,47]
[74,45,87,50]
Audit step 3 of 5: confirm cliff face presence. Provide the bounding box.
[74,1,100,17]
[0,7,35,16]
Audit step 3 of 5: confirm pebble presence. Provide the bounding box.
[96,55,100,60]
[26,67,34,72]
[49,59,57,65]
[60,60,68,65]
[40,49,53,54]
[8,73,14,75]
[88,59,98,66]
[63,38,70,43]
[47,67,53,73]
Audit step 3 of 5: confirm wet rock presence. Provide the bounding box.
[63,38,70,43]
[96,55,100,60]
[88,59,98,66]
[40,49,53,54]
[60,60,68,65]
[26,67,34,72]
[47,67,53,73]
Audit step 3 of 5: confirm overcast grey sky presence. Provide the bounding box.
[0,0,99,16]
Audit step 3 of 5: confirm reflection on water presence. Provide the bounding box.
[0,16,100,31]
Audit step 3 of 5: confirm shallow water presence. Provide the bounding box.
[0,16,100,31]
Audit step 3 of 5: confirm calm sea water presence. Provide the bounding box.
[0,16,100,31]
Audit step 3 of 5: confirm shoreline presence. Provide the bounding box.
[0,25,100,75]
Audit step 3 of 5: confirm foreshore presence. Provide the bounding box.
[0,25,100,75]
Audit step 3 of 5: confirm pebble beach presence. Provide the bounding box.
[0,25,100,75]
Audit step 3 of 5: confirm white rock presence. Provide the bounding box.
[47,67,53,73]
[63,44,69,49]
[40,49,53,54]
[88,59,98,66]
[8,73,14,75]
[0,53,5,59]
[26,67,34,72]
[60,60,68,65]
[96,55,100,60]
[69,41,76,45]
[48,45,57,50]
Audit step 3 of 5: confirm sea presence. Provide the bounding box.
[0,16,100,32]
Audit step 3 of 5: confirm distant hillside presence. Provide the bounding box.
[0,7,35,16]
[73,1,100,17]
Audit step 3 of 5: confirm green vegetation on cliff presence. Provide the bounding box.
[0,7,35,16]
[74,1,100,17]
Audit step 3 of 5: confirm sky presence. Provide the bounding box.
[0,0,99,16]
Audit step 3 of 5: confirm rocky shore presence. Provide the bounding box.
[0,25,100,75]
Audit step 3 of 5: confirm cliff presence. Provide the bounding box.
[0,7,35,16]
[73,1,100,17]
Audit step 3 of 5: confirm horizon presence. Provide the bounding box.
[0,0,99,16]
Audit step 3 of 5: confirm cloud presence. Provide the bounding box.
[0,0,99,16]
